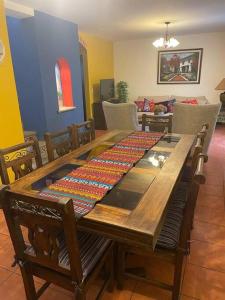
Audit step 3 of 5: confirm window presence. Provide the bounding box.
[55,58,75,112]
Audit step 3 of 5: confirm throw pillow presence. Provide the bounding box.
[157,99,176,113]
[134,100,144,111]
[143,98,155,112]
[143,98,150,112]
[149,99,155,112]
[181,99,198,105]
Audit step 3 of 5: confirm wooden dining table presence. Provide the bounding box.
[9,130,195,250]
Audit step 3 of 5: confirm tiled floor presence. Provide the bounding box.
[0,126,224,300]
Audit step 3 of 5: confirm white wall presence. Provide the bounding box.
[114,32,225,103]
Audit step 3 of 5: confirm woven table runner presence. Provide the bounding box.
[39,131,164,218]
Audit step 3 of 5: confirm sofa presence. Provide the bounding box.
[133,95,220,153]
[134,95,208,122]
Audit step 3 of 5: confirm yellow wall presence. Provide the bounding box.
[0,0,23,148]
[79,32,114,117]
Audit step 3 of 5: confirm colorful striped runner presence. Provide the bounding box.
[39,131,164,217]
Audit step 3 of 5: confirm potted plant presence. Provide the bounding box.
[116,81,128,103]
[154,104,167,115]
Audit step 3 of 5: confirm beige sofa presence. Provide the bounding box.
[135,95,208,121]
[134,95,220,153]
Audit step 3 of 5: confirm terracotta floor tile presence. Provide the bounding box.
[0,233,16,271]
[182,263,225,300]
[204,169,224,178]
[101,279,136,300]
[205,174,224,186]
[42,278,135,300]
[0,267,13,285]
[188,240,225,272]
[126,254,174,286]
[199,184,224,197]
[40,286,73,299]
[191,221,225,245]
[194,205,225,226]
[0,273,27,300]
[196,195,224,210]
[180,296,199,300]
[0,211,9,236]
[132,281,171,300]
[0,272,73,300]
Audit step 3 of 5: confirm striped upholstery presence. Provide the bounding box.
[58,232,111,277]
[25,231,111,279]
[181,165,192,182]
[156,183,188,250]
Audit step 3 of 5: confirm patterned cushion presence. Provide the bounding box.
[143,98,155,112]
[156,183,188,250]
[134,100,145,112]
[181,99,198,105]
[25,231,111,279]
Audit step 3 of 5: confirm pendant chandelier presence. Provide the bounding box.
[153,22,179,49]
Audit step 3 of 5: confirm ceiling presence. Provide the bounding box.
[7,0,225,40]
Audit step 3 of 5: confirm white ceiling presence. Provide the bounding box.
[6,0,225,40]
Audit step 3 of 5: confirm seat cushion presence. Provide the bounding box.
[58,232,111,277]
[25,231,111,279]
[181,165,192,182]
[156,183,188,250]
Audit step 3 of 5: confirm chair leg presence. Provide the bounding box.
[19,262,37,300]
[116,245,125,290]
[107,249,114,292]
[75,289,86,300]
[172,251,184,300]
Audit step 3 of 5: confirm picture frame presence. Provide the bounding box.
[157,48,203,84]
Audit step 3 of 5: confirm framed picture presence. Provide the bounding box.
[157,48,203,84]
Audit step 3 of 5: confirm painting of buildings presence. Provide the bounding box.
[157,48,203,84]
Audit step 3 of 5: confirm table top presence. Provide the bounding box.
[10,130,195,249]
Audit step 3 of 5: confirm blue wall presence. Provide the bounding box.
[7,12,84,138]
[7,16,47,136]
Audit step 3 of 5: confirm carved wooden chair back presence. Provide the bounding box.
[190,134,204,176]
[44,126,76,162]
[0,137,42,185]
[73,119,95,148]
[142,114,172,133]
[179,153,206,251]
[2,190,83,285]
[199,123,209,146]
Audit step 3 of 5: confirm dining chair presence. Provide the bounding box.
[172,102,220,153]
[102,101,139,130]
[182,123,209,183]
[73,119,95,148]
[0,136,42,185]
[1,187,114,300]
[116,153,207,300]
[44,126,76,162]
[142,114,173,133]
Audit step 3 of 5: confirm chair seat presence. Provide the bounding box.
[25,231,111,278]
[156,183,188,250]
[181,165,192,182]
